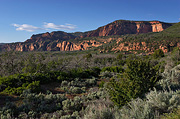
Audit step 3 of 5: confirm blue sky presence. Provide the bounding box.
[0,0,180,43]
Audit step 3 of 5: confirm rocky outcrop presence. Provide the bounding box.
[112,42,151,53]
[2,39,105,51]
[111,41,178,54]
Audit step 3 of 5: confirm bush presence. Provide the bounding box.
[146,89,180,114]
[99,81,105,88]
[68,67,100,79]
[100,71,114,78]
[158,64,180,91]
[0,72,62,95]
[107,59,161,108]
[2,81,40,95]
[61,80,68,87]
[89,67,101,77]
[120,98,156,119]
[0,102,18,118]
[20,91,66,114]
[171,47,180,65]
[69,86,84,94]
[162,108,180,119]
[87,88,108,100]
[85,77,97,86]
[101,66,124,73]
[84,53,92,60]
[82,101,117,119]
[153,49,165,59]
[62,96,83,112]
[116,53,123,60]
[0,91,67,118]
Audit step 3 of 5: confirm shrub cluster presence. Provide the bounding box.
[0,67,100,95]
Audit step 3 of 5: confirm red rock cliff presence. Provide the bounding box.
[83,20,172,37]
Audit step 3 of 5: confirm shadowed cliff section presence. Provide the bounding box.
[1,20,173,52]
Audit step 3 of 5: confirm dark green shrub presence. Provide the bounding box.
[2,81,40,95]
[89,67,101,77]
[69,68,90,78]
[116,53,123,60]
[57,72,69,82]
[84,53,92,60]
[171,47,180,65]
[107,59,161,108]
[99,81,105,88]
[153,49,165,59]
[0,73,54,95]
[26,81,40,93]
[100,71,114,78]
[69,67,100,79]
[116,60,125,66]
[101,66,124,73]
[162,108,180,119]
[0,67,100,95]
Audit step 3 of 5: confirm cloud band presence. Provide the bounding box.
[12,23,77,32]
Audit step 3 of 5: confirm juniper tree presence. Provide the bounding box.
[107,59,161,108]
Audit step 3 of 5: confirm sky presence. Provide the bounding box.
[0,0,180,43]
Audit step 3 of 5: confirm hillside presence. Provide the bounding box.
[106,22,180,54]
[0,20,174,52]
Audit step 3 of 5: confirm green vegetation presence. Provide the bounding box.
[1,45,180,119]
[1,22,180,118]
[153,49,165,58]
[0,50,175,118]
[162,108,180,119]
[101,66,124,73]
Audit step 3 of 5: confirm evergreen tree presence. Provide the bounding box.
[107,59,161,108]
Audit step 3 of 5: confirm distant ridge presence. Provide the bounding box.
[0,20,174,52]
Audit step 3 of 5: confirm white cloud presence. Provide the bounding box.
[12,22,77,32]
[43,22,77,30]
[12,24,42,32]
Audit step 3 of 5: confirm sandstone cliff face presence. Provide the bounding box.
[2,39,105,52]
[84,20,172,37]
